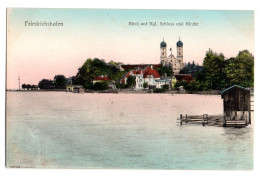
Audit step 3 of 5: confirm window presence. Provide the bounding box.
[179,52,181,55]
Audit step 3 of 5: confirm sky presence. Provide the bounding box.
[7,8,254,89]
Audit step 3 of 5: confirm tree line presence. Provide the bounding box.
[34,49,253,91]
[175,49,254,91]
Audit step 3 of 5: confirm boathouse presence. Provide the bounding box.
[221,85,251,127]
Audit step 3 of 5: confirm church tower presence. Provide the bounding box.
[176,37,183,59]
[160,38,167,65]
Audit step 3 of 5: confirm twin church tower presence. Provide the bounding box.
[160,38,184,74]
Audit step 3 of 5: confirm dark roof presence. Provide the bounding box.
[221,85,249,98]
[160,40,167,48]
[176,40,183,47]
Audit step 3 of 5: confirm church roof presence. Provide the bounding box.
[176,39,183,47]
[160,39,167,48]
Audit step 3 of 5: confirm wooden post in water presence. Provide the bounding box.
[202,115,205,126]
[186,114,188,123]
[180,114,182,125]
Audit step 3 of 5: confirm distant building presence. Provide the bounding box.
[160,38,184,74]
[155,78,172,89]
[120,65,161,90]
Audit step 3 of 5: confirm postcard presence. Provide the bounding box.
[6,8,254,169]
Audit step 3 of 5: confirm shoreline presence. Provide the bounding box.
[6,89,222,95]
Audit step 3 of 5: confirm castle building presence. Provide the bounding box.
[160,38,184,74]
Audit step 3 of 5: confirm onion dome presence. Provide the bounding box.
[160,39,167,48]
[176,39,183,47]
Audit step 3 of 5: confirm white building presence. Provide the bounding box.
[120,65,161,90]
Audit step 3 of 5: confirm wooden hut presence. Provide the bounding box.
[221,85,251,127]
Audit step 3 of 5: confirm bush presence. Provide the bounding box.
[162,84,169,91]
[143,82,148,88]
[83,83,93,90]
[93,82,109,90]
[153,88,166,93]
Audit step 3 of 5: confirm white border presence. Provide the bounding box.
[1,0,259,175]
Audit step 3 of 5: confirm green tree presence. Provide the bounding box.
[93,82,109,90]
[156,64,173,77]
[126,75,136,88]
[75,58,124,88]
[143,82,148,88]
[54,75,67,88]
[202,49,227,90]
[162,84,169,91]
[225,50,254,87]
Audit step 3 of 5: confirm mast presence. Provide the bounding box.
[18,75,20,90]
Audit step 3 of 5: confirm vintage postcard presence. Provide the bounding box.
[6,8,254,169]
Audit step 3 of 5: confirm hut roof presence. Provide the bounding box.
[221,85,249,98]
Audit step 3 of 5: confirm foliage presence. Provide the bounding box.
[75,58,125,89]
[153,88,166,93]
[202,49,227,90]
[93,82,109,90]
[175,49,254,91]
[143,82,148,88]
[54,75,67,88]
[179,61,203,79]
[126,75,136,88]
[156,64,173,77]
[225,50,254,87]
[38,79,55,89]
[22,84,38,90]
[162,84,169,91]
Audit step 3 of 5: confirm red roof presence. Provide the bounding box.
[94,76,111,81]
[143,66,160,78]
[120,66,160,83]
[174,74,194,82]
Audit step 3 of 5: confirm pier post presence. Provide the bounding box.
[202,115,205,126]
[186,114,187,123]
[180,114,182,125]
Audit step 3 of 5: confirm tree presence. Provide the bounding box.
[143,82,148,88]
[75,58,124,88]
[126,75,136,88]
[225,50,254,87]
[93,82,109,90]
[202,49,227,90]
[156,64,173,77]
[162,84,169,91]
[38,79,55,89]
[180,61,203,78]
[54,75,67,88]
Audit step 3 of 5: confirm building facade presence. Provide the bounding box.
[160,38,184,74]
[120,65,161,90]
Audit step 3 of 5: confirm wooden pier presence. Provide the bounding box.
[177,114,250,127]
[177,114,224,127]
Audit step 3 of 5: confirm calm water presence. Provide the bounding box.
[6,92,253,169]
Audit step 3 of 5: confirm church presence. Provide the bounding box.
[160,38,184,74]
[118,38,185,89]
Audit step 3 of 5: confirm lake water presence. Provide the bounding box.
[6,92,253,169]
